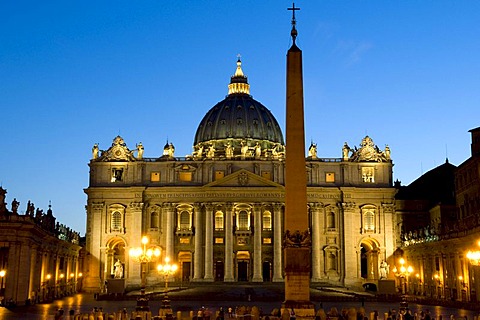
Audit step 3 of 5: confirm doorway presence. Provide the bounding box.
[262,261,271,282]
[215,260,224,281]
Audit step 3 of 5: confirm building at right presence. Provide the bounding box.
[396,127,480,303]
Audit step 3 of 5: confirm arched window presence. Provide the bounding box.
[215,211,224,230]
[111,211,122,231]
[179,210,190,230]
[238,210,249,230]
[150,211,159,229]
[363,210,375,232]
[328,252,337,271]
[327,211,335,229]
[262,211,272,230]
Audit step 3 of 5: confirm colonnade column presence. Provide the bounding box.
[164,202,175,259]
[311,203,323,282]
[28,246,38,301]
[224,203,235,281]
[192,203,203,281]
[272,203,283,282]
[203,203,214,281]
[252,204,263,282]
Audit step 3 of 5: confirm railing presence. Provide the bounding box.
[139,156,343,162]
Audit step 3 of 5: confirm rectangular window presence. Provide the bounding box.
[150,172,160,182]
[261,171,271,180]
[215,212,224,230]
[326,172,335,182]
[179,238,190,244]
[263,238,272,244]
[111,168,124,182]
[237,238,247,245]
[215,237,224,244]
[215,171,225,180]
[362,167,375,183]
[179,172,192,182]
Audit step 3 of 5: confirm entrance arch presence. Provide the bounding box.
[105,237,127,280]
[359,238,380,280]
[236,251,250,282]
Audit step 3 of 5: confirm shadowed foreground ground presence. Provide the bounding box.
[0,283,478,320]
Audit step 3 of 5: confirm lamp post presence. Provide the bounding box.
[44,274,51,301]
[77,272,83,292]
[392,258,414,295]
[129,236,161,311]
[466,240,480,302]
[0,270,5,305]
[157,257,178,316]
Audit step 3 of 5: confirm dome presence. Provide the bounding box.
[193,58,285,160]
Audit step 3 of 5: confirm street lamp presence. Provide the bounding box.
[466,240,480,266]
[392,258,414,295]
[129,236,161,311]
[157,257,178,316]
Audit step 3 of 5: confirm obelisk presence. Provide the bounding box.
[282,3,315,318]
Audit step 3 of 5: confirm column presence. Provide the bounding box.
[252,204,263,282]
[128,202,144,287]
[204,203,214,281]
[192,203,203,281]
[341,201,358,287]
[310,203,323,281]
[272,203,283,282]
[224,203,235,281]
[164,203,175,259]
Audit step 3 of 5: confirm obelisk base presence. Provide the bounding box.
[281,301,315,320]
[282,248,315,319]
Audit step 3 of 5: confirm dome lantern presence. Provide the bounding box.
[227,56,250,95]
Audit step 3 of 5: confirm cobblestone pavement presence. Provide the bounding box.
[0,284,478,320]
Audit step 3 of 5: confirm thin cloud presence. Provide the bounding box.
[334,40,373,67]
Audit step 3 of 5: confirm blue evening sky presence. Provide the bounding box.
[1,1,479,235]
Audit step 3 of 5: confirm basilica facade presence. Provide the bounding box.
[83,59,397,293]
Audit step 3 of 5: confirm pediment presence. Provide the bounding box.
[204,169,284,189]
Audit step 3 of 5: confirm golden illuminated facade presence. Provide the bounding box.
[0,188,82,306]
[396,127,480,303]
[84,59,396,293]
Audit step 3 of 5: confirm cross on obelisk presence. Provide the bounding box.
[287,3,300,43]
[282,2,315,319]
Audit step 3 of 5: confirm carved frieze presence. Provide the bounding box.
[341,202,357,211]
[348,136,391,162]
[96,136,136,162]
[283,229,312,248]
[238,172,249,186]
[128,202,144,211]
[381,203,395,213]
[91,202,105,211]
